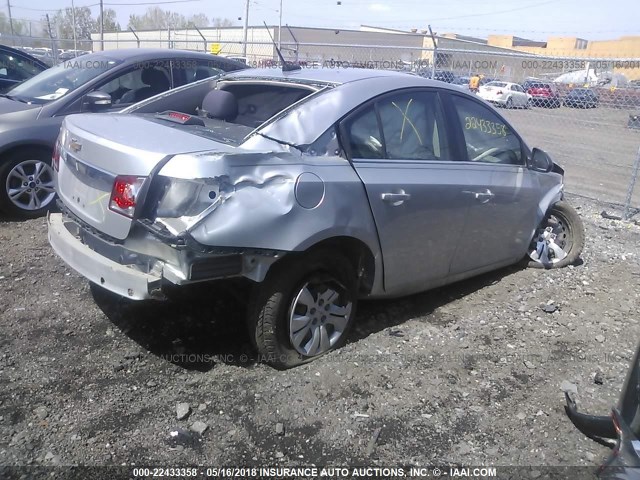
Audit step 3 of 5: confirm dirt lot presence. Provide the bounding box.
[0,192,638,478]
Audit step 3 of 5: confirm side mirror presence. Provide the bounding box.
[83,91,112,112]
[530,148,553,173]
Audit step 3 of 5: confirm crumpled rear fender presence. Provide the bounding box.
[153,151,384,294]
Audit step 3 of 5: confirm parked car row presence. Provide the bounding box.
[415,72,603,109]
[11,46,92,65]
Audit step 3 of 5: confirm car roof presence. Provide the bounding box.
[222,66,453,88]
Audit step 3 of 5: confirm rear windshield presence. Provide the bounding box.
[486,82,507,87]
[220,83,314,128]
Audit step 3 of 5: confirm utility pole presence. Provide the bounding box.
[7,0,15,38]
[278,0,282,49]
[71,0,78,53]
[99,0,104,51]
[242,0,249,57]
[45,14,58,61]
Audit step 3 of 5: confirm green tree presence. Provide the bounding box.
[187,13,209,28]
[211,18,234,27]
[127,7,234,30]
[97,8,120,33]
[53,6,96,49]
[0,12,30,37]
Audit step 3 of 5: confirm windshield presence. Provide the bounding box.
[486,82,507,87]
[7,56,121,104]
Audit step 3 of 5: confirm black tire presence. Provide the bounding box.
[506,97,513,109]
[247,249,358,369]
[0,148,55,218]
[527,201,584,269]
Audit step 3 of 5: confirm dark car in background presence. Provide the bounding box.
[0,48,245,218]
[526,81,561,107]
[0,44,49,92]
[564,88,599,108]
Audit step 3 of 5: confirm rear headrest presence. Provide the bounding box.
[200,89,238,121]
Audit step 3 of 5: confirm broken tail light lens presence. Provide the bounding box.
[109,175,146,218]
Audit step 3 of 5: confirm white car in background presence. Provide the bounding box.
[479,81,531,108]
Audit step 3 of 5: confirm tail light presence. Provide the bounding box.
[52,139,61,171]
[496,90,503,95]
[109,175,146,218]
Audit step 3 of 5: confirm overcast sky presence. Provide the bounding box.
[5,0,639,41]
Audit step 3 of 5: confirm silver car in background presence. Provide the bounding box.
[48,67,584,368]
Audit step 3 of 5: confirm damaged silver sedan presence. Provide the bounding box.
[48,67,584,367]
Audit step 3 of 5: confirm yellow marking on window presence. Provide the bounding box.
[391,100,423,145]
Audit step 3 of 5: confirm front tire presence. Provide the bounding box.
[528,201,584,269]
[0,149,56,218]
[247,249,358,369]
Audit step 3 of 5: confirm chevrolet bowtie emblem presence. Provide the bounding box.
[69,138,82,153]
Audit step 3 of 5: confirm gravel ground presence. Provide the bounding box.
[0,193,639,477]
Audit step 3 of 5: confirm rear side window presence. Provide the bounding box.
[173,59,224,87]
[450,95,524,165]
[344,90,451,161]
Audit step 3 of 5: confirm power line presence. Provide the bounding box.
[103,0,202,4]
[8,0,199,11]
[9,3,99,12]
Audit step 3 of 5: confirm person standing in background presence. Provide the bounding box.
[469,73,480,93]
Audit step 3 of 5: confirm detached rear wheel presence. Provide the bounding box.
[0,149,55,218]
[248,250,358,369]
[528,201,584,269]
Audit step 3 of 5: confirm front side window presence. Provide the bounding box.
[344,90,450,161]
[451,95,524,165]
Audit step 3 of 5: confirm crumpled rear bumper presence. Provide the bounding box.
[48,212,163,300]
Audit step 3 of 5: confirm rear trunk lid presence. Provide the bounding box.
[57,113,238,240]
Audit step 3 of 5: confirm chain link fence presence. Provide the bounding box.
[11,32,640,219]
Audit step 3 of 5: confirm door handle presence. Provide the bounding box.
[381,192,411,205]
[462,189,494,203]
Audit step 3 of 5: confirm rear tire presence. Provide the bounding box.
[528,201,584,269]
[0,149,55,218]
[506,97,513,109]
[247,249,358,369]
